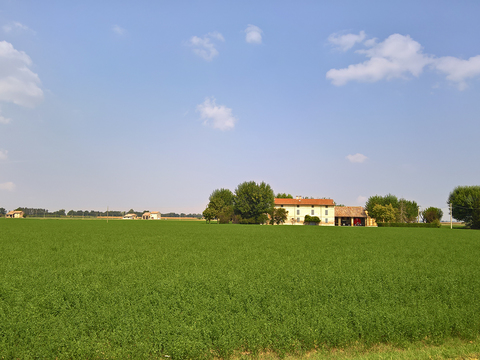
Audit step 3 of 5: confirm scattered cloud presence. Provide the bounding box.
[2,21,34,34]
[189,32,225,61]
[327,34,433,86]
[0,181,15,191]
[197,97,237,131]
[0,113,11,124]
[328,31,366,51]
[0,41,43,108]
[326,32,480,90]
[245,24,263,44]
[357,195,367,204]
[346,153,368,163]
[0,150,8,160]
[434,55,480,90]
[112,25,126,35]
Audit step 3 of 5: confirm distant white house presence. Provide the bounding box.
[6,210,24,218]
[123,213,137,220]
[142,211,161,220]
[274,197,335,225]
[150,211,161,220]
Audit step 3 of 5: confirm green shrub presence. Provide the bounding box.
[304,215,321,225]
[377,222,440,228]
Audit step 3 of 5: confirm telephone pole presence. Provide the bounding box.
[450,203,452,229]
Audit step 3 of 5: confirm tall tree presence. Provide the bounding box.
[233,181,274,224]
[205,188,234,223]
[271,207,288,225]
[448,185,480,229]
[371,204,396,223]
[422,207,443,223]
[398,199,419,223]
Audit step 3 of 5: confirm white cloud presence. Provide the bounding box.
[3,21,33,34]
[0,150,8,160]
[328,31,366,51]
[189,32,225,61]
[0,41,43,107]
[0,181,15,191]
[197,97,237,131]
[245,24,263,44]
[327,34,433,86]
[434,55,480,90]
[346,153,368,163]
[357,195,367,204]
[327,32,480,90]
[112,25,126,35]
[0,114,11,124]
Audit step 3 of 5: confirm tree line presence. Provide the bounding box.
[0,207,202,219]
[365,185,480,229]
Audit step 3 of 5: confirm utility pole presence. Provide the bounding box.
[450,203,453,229]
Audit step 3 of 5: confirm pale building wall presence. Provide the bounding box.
[275,204,335,225]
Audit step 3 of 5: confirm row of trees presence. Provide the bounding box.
[1,207,202,219]
[364,186,480,229]
[203,181,287,224]
[365,194,420,223]
[364,195,443,224]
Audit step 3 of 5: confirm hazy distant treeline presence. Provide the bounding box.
[4,207,202,219]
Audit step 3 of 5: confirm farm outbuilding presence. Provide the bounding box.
[334,206,377,227]
[123,213,138,220]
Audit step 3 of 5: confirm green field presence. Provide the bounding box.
[1,219,479,359]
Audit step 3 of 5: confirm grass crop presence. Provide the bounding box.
[0,219,479,359]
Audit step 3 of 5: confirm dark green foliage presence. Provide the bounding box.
[448,185,480,229]
[0,207,5,215]
[233,181,274,224]
[202,207,216,223]
[377,222,441,228]
[271,208,288,225]
[422,207,443,223]
[204,188,235,223]
[304,215,321,225]
[2,220,479,358]
[276,193,293,199]
[365,194,419,223]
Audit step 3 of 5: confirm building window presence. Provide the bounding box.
[326,206,328,208]
[325,218,329,223]
[311,209,314,215]
[325,209,328,216]
[280,205,283,207]
[297,217,300,222]
[297,205,300,208]
[297,210,300,215]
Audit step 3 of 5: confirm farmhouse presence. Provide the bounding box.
[334,206,377,227]
[142,211,161,220]
[5,210,24,218]
[274,197,335,225]
[123,213,137,220]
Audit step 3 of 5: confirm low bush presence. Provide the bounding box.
[304,215,321,225]
[377,222,440,228]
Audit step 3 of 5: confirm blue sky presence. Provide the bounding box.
[1,1,479,216]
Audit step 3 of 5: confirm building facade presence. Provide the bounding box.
[274,197,335,225]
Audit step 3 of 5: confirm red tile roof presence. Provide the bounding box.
[274,198,335,206]
[335,206,367,218]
